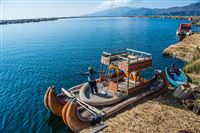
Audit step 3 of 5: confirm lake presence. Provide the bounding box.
[0,17,198,132]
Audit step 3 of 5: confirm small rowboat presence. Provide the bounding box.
[165,67,188,88]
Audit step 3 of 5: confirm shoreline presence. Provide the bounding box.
[1,16,200,25]
[162,33,200,82]
[0,17,59,25]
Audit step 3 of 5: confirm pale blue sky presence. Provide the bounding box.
[1,0,200,20]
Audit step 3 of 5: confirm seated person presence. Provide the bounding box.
[171,64,180,74]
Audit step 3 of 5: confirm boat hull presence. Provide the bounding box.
[65,100,91,133]
[44,86,68,116]
[44,87,51,110]
[176,29,192,36]
[44,84,86,116]
[165,67,187,88]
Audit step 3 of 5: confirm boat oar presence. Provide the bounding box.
[61,88,73,98]
[76,99,102,115]
[76,100,97,115]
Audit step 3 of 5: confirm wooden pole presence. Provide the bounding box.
[116,57,119,91]
[100,64,103,82]
[117,69,119,91]
[127,59,130,93]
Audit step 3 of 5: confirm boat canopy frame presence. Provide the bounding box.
[100,48,153,94]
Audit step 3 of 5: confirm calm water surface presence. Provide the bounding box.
[1,18,199,132]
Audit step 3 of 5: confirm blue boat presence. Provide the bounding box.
[165,67,188,88]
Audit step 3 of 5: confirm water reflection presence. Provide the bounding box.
[48,113,72,133]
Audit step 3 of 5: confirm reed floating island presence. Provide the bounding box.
[44,48,168,132]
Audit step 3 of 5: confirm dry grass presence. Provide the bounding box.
[81,92,200,133]
[195,22,200,27]
[184,58,200,74]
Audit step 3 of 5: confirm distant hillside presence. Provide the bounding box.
[88,2,200,16]
[88,7,134,16]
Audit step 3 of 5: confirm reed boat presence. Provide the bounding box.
[165,67,188,88]
[44,48,168,132]
[176,23,192,36]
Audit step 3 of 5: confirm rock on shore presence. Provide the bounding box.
[163,33,200,62]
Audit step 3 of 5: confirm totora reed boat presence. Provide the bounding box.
[44,48,168,132]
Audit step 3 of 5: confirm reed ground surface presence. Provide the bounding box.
[81,91,200,133]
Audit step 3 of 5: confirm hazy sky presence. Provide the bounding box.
[1,0,200,20]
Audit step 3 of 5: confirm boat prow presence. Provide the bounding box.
[64,100,91,133]
[44,86,67,116]
[44,86,51,110]
[62,100,72,126]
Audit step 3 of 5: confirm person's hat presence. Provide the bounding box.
[88,67,93,71]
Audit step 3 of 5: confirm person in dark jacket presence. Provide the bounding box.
[81,67,99,94]
[171,64,180,74]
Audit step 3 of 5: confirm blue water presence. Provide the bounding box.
[1,18,199,132]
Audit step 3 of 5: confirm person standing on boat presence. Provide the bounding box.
[80,67,99,95]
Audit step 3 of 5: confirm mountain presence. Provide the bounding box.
[88,2,200,16]
[88,7,135,16]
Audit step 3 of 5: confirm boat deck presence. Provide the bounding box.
[81,79,165,118]
[84,83,123,102]
[83,78,145,102]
